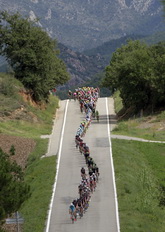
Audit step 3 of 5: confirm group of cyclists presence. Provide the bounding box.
[68,87,99,115]
[69,87,100,223]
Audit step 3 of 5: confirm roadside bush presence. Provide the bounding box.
[0,77,15,96]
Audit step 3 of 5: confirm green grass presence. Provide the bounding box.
[27,138,49,165]
[28,95,59,125]
[16,95,58,232]
[0,120,49,138]
[0,72,59,138]
[112,139,165,232]
[112,90,165,231]
[20,156,56,232]
[0,95,59,138]
[113,91,123,114]
[0,73,26,113]
[156,111,165,121]
[112,91,165,141]
[0,74,59,232]
[112,119,165,141]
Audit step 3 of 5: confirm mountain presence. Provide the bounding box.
[57,43,106,88]
[83,34,146,63]
[140,31,165,45]
[0,0,164,51]
[83,31,165,61]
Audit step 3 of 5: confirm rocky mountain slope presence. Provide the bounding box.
[57,43,106,88]
[0,0,164,51]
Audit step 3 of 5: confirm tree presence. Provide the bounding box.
[0,11,70,102]
[0,147,30,225]
[103,40,153,110]
[149,42,165,106]
[103,40,165,113]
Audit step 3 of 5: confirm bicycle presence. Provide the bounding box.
[95,171,99,183]
[80,206,84,218]
[76,206,83,218]
[70,211,75,223]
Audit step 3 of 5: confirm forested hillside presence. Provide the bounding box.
[83,34,145,63]
[83,32,165,62]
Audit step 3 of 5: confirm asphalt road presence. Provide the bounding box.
[45,97,120,232]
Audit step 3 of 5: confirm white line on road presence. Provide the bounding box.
[45,100,69,232]
[106,97,120,232]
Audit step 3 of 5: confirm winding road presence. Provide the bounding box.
[44,97,120,232]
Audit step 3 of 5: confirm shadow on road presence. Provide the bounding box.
[61,196,73,205]
[92,114,117,125]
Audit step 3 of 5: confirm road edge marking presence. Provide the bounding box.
[106,97,120,232]
[45,99,69,232]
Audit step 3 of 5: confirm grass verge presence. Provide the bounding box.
[113,90,123,114]
[112,139,165,232]
[112,91,165,141]
[20,155,56,232]
[18,95,58,232]
[112,119,165,141]
[0,86,59,232]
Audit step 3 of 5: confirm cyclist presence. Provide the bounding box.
[92,172,97,190]
[69,202,75,214]
[89,175,94,193]
[78,184,83,197]
[81,167,86,179]
[69,201,76,222]
[68,90,72,100]
[83,145,90,163]
[80,100,84,112]
[73,92,77,101]
[92,163,99,182]
[77,198,83,217]
[88,166,93,177]
[87,157,94,168]
[75,135,83,148]
[79,141,85,154]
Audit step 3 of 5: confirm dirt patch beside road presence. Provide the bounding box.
[0,134,36,168]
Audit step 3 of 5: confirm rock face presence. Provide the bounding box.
[57,43,106,88]
[0,0,164,51]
